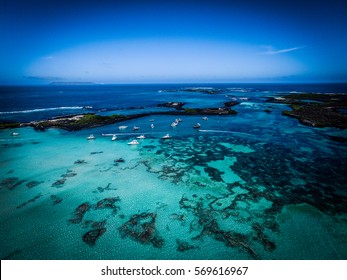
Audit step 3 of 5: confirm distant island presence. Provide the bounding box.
[49,82,96,85]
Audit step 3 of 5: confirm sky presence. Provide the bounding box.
[1,0,347,84]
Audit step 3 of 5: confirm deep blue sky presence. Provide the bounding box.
[1,0,347,84]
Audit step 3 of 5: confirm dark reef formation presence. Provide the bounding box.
[68,202,91,224]
[119,212,164,248]
[94,197,120,215]
[0,177,26,190]
[68,197,121,246]
[176,239,198,252]
[138,133,347,258]
[83,228,107,246]
[26,180,44,188]
[94,182,117,193]
[16,193,43,209]
[50,195,63,206]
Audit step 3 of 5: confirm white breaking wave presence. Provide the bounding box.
[0,106,84,114]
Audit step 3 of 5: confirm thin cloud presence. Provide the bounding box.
[260,46,305,55]
[41,56,55,60]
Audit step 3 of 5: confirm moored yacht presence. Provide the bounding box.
[193,123,201,129]
[112,135,117,141]
[136,135,146,139]
[118,126,128,130]
[162,134,171,139]
[87,134,96,140]
[127,139,140,145]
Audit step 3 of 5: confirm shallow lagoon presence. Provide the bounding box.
[1,85,347,259]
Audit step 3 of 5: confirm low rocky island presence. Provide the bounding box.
[160,87,223,94]
[267,93,347,129]
[0,102,237,131]
[156,102,186,110]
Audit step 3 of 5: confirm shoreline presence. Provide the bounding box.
[266,93,347,129]
[0,107,237,132]
[1,92,347,131]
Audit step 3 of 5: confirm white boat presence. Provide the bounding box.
[162,134,171,139]
[112,135,117,141]
[87,134,96,140]
[193,123,201,129]
[202,117,208,121]
[10,132,19,136]
[136,135,146,139]
[150,124,154,129]
[118,126,128,130]
[133,126,140,131]
[149,119,155,122]
[171,122,178,127]
[176,118,182,123]
[127,139,140,145]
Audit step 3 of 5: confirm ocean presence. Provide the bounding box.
[0,83,347,260]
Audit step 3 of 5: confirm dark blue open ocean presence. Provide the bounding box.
[0,83,347,260]
[1,83,347,123]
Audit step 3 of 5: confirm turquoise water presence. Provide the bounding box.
[1,85,347,259]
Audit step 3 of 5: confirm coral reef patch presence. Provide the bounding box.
[119,212,164,248]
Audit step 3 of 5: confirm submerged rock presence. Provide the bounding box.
[74,159,87,164]
[0,177,26,190]
[51,178,66,188]
[16,193,43,209]
[95,183,117,193]
[94,197,120,215]
[1,143,23,148]
[82,228,107,246]
[119,212,164,248]
[204,166,225,182]
[61,170,77,178]
[90,151,103,155]
[50,195,63,206]
[68,202,91,224]
[252,223,276,252]
[92,220,107,229]
[176,239,198,252]
[26,180,44,188]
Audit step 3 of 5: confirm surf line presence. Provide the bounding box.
[0,106,84,114]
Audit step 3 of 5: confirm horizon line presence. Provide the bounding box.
[1,81,347,86]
